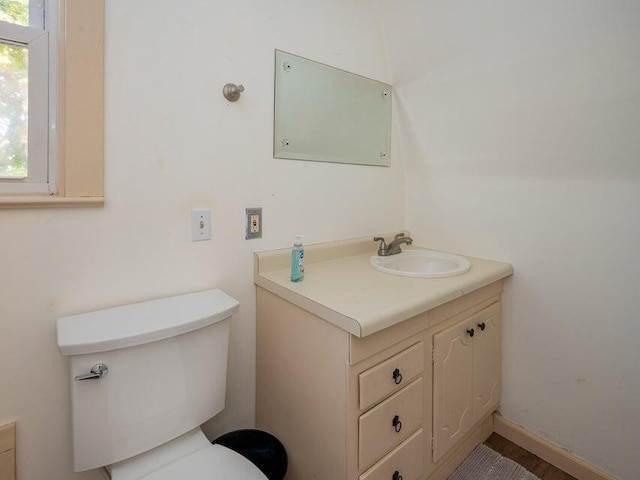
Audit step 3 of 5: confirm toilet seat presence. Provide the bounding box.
[110,428,267,480]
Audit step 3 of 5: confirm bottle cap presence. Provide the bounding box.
[294,235,303,246]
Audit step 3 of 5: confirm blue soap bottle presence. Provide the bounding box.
[290,235,305,282]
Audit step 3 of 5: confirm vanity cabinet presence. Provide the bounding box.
[256,281,504,480]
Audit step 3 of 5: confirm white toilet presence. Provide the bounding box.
[56,289,268,480]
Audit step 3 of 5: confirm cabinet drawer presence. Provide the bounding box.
[359,342,424,411]
[359,429,424,480]
[359,377,423,471]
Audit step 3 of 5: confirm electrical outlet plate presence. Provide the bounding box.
[245,207,262,239]
[191,209,211,242]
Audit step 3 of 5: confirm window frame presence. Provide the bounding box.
[0,0,104,208]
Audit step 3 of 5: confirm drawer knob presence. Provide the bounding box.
[392,472,403,480]
[478,322,486,331]
[467,328,475,338]
[392,368,403,385]
[392,415,402,433]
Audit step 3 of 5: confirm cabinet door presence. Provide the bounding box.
[472,303,502,424]
[432,318,474,462]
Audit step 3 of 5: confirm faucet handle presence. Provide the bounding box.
[394,233,405,240]
[373,237,389,256]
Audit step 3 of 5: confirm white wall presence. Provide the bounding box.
[0,2,404,478]
[378,1,640,478]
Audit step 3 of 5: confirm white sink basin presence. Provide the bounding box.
[370,249,471,278]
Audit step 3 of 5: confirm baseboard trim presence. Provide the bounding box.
[493,413,619,480]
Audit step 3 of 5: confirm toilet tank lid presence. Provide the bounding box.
[56,289,239,356]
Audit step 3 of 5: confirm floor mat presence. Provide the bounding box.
[449,444,541,480]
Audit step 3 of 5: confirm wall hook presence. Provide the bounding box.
[223,83,245,102]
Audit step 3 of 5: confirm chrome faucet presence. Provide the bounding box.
[373,233,413,256]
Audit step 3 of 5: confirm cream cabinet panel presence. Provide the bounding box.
[359,429,424,480]
[432,319,474,462]
[432,302,502,463]
[359,378,424,470]
[359,342,424,411]
[472,303,502,424]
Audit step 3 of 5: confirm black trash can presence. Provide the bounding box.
[213,429,287,480]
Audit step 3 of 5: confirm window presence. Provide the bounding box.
[0,0,104,208]
[0,0,56,194]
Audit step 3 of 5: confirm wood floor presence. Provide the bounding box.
[484,433,578,480]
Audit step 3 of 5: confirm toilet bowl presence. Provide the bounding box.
[110,428,265,480]
[57,289,266,479]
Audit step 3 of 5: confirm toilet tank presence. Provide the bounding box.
[56,289,240,472]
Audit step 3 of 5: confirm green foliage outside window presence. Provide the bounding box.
[0,0,28,25]
[0,0,30,178]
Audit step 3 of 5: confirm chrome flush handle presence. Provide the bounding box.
[74,363,109,381]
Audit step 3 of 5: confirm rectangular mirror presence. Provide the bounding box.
[274,50,392,167]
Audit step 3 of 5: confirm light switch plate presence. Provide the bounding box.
[191,209,211,242]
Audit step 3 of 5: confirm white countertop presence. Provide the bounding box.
[254,234,513,338]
